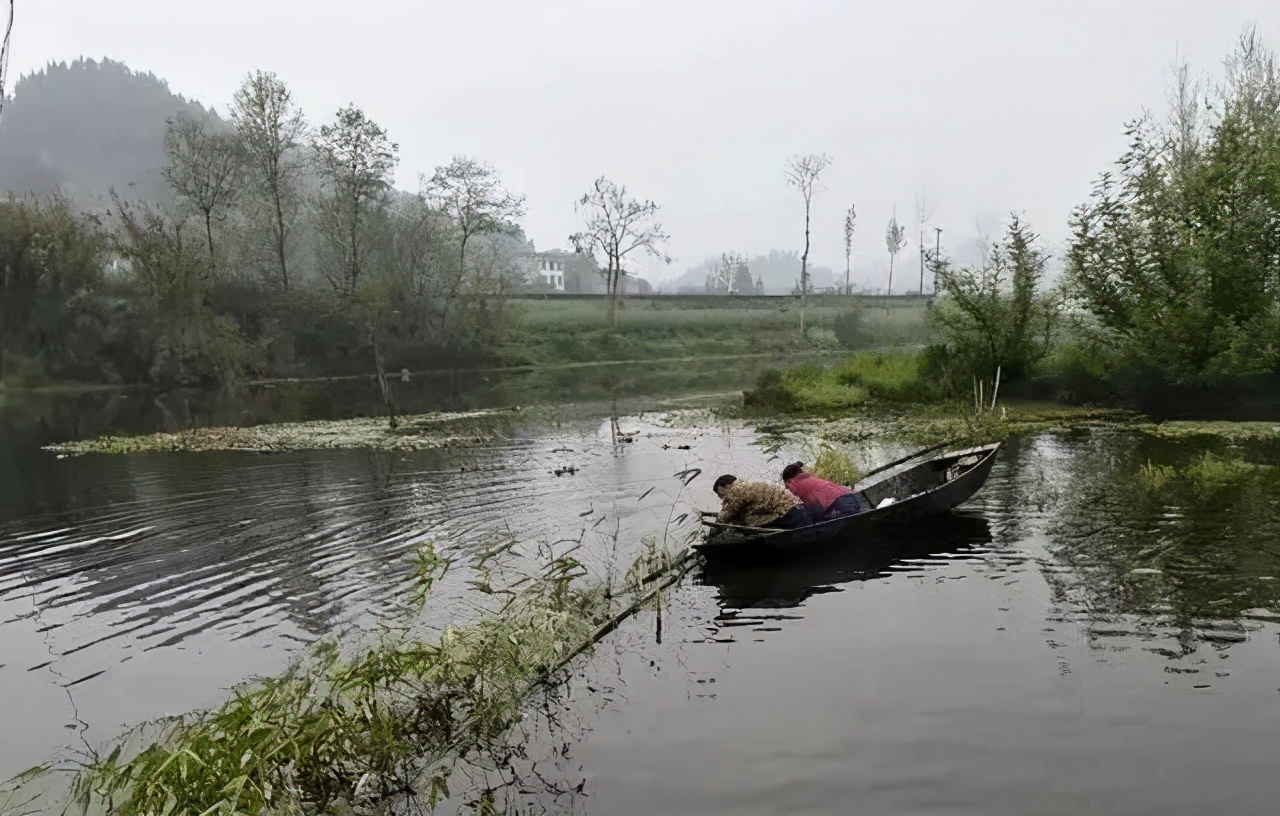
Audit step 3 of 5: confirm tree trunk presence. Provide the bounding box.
[607,265,618,326]
[801,199,811,334]
[349,216,359,295]
[440,233,470,338]
[273,189,289,291]
[371,330,397,429]
[204,210,215,260]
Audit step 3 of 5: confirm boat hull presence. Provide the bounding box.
[696,442,1001,554]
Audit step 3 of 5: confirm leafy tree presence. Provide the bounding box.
[230,70,308,291]
[931,214,1055,385]
[1067,26,1280,383]
[313,105,398,294]
[110,190,253,388]
[884,209,906,295]
[425,156,525,335]
[0,194,105,377]
[379,186,452,336]
[162,111,245,260]
[570,177,670,325]
[784,153,832,332]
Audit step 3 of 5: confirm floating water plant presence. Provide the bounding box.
[66,538,695,815]
[43,409,520,455]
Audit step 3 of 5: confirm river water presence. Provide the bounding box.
[1,366,1278,814]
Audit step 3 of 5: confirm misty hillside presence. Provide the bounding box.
[0,57,208,204]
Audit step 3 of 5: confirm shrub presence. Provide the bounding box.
[832,307,869,349]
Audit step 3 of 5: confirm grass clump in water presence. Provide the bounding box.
[810,445,863,486]
[69,538,693,815]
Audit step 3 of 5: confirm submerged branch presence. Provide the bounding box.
[63,539,696,816]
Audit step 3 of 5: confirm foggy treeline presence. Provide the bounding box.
[1,25,1278,395]
[0,58,543,388]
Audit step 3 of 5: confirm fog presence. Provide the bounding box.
[9,0,1280,284]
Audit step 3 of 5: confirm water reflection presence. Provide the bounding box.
[1049,430,1280,623]
[699,514,992,609]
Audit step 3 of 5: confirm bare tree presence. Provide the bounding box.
[0,0,13,123]
[843,204,856,295]
[885,207,907,295]
[162,111,245,260]
[784,153,832,333]
[425,156,525,335]
[914,189,933,293]
[708,252,749,294]
[230,70,308,291]
[570,177,670,326]
[313,105,398,294]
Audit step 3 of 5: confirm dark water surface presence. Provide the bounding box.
[2,373,1279,814]
[430,433,1280,816]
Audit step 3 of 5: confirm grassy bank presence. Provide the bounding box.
[739,350,1161,448]
[496,298,931,367]
[743,351,936,414]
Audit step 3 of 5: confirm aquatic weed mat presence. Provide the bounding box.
[1134,420,1280,445]
[42,392,747,456]
[41,408,527,455]
[752,403,1145,448]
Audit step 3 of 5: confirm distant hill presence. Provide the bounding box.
[0,57,208,206]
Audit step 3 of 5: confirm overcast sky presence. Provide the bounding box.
[10,0,1280,286]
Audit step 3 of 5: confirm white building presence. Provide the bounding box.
[534,254,566,291]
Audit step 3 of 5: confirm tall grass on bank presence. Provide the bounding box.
[69,538,693,816]
[498,299,933,367]
[743,351,936,414]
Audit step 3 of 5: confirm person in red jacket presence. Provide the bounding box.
[781,462,865,520]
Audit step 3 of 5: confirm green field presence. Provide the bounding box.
[498,297,933,366]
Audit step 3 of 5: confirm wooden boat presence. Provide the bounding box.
[696,441,1002,553]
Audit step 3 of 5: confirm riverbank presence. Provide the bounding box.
[1,295,933,392]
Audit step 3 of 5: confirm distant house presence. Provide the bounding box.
[532,252,567,291]
[704,256,758,295]
[103,252,132,278]
[528,249,606,294]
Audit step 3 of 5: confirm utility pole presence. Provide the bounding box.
[932,227,943,293]
[918,226,925,294]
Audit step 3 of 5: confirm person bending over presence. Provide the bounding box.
[712,474,811,529]
[781,462,864,520]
